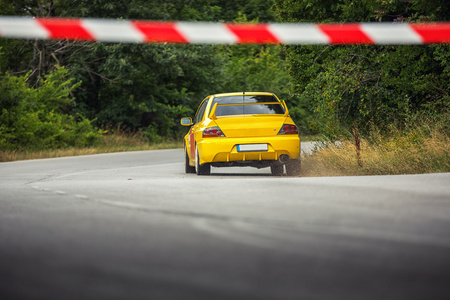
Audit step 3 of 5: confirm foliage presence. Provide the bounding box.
[218,44,292,97]
[0,67,102,150]
[0,0,283,141]
[2,0,449,157]
[70,42,222,136]
[273,0,450,138]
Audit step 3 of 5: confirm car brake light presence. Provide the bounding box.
[278,124,298,135]
[203,126,226,138]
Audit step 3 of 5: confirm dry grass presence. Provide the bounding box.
[300,124,450,177]
[0,130,183,162]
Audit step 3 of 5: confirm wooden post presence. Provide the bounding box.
[353,121,362,167]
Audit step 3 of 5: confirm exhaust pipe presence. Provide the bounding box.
[278,154,290,164]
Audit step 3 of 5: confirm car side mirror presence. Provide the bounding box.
[180,117,193,126]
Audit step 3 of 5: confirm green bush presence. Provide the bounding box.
[0,67,102,150]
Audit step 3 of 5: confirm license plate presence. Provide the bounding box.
[237,144,268,152]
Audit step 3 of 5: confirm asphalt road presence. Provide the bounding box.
[1,147,449,300]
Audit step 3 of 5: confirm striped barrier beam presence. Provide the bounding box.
[0,17,449,45]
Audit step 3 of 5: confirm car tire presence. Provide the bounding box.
[286,159,301,176]
[185,145,196,174]
[195,145,210,175]
[271,163,284,176]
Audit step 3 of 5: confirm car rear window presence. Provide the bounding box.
[215,104,285,116]
[213,95,278,105]
[211,95,285,116]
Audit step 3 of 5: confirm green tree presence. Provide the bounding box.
[218,45,291,97]
[274,0,450,137]
[0,0,288,141]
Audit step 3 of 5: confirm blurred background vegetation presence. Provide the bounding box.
[0,0,449,162]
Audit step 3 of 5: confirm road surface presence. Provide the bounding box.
[1,147,449,300]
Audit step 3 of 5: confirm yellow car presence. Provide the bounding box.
[181,92,301,176]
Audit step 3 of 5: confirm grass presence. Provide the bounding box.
[2,123,449,178]
[0,130,183,162]
[300,122,450,177]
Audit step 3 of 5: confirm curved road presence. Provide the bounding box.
[1,147,449,300]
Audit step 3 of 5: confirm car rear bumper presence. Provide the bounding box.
[197,135,300,165]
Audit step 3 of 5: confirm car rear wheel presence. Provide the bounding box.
[195,146,210,175]
[271,163,284,176]
[185,145,196,174]
[286,159,301,176]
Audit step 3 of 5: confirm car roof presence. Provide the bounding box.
[210,92,275,98]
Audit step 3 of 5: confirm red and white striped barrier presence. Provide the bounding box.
[0,17,449,44]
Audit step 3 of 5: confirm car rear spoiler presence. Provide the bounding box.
[283,100,289,117]
[209,103,218,120]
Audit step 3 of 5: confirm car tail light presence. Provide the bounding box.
[278,124,298,135]
[203,126,226,138]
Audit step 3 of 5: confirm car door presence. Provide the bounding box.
[189,97,209,158]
